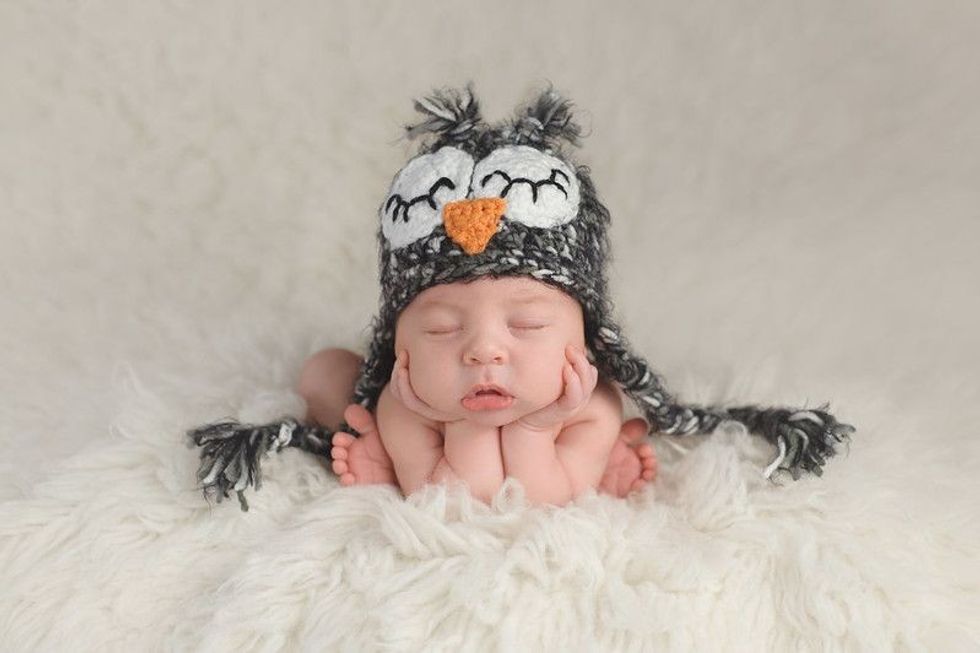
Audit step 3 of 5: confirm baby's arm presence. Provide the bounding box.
[383,351,505,502]
[500,347,620,505]
[375,383,446,495]
[553,383,623,493]
[440,419,505,503]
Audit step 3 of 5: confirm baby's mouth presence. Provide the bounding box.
[461,384,514,411]
[464,383,512,400]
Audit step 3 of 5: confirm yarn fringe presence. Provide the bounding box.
[725,404,855,480]
[186,418,338,511]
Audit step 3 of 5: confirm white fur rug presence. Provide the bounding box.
[2,1,979,650]
[2,355,977,650]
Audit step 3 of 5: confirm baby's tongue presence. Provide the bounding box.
[462,392,514,411]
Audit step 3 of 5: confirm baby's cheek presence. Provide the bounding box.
[522,344,567,395]
[407,347,452,399]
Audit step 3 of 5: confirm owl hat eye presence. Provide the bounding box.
[185,84,855,511]
[471,145,580,228]
[379,146,473,249]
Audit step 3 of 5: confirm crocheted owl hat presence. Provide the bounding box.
[188,84,854,511]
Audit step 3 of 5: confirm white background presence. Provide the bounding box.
[1,2,977,508]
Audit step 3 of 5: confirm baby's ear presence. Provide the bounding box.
[404,83,485,150]
[507,85,583,150]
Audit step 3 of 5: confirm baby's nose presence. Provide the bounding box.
[442,197,507,255]
[464,339,507,365]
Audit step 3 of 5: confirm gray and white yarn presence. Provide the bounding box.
[187,418,334,511]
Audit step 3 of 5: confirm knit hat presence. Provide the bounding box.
[188,84,855,511]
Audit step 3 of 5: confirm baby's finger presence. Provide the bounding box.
[395,349,409,374]
[585,363,599,394]
[567,344,588,368]
[560,362,583,407]
[396,368,420,407]
[569,348,595,389]
[393,360,422,409]
[389,356,403,397]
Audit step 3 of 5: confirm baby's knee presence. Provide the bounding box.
[297,348,362,399]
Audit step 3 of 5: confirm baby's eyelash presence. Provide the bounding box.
[385,177,456,223]
[424,327,460,335]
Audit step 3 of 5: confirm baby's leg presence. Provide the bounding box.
[297,348,395,486]
[297,347,363,429]
[548,388,655,501]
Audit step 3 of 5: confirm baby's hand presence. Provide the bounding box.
[516,345,599,431]
[389,349,462,424]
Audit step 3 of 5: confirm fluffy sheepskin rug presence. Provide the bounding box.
[2,360,977,650]
[3,1,979,650]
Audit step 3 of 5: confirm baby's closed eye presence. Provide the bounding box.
[508,322,548,331]
[424,326,461,336]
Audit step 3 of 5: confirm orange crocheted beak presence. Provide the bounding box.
[442,198,507,255]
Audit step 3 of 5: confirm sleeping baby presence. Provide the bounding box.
[299,276,656,505]
[187,85,853,512]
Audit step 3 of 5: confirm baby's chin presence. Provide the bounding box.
[457,407,523,427]
[440,395,548,427]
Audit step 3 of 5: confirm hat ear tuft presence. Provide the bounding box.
[508,85,583,150]
[404,83,484,150]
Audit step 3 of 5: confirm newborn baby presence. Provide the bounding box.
[299,276,656,505]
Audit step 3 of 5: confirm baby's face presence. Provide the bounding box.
[394,276,587,427]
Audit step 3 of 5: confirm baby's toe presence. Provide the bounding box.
[332,432,355,447]
[343,404,375,432]
[340,473,356,486]
[331,459,348,475]
[620,418,648,445]
[331,445,348,461]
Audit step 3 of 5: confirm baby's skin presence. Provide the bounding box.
[306,277,656,506]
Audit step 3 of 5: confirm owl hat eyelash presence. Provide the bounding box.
[187,85,855,511]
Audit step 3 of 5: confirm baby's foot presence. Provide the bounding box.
[598,418,658,498]
[330,404,397,487]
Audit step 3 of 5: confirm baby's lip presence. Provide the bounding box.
[464,383,513,399]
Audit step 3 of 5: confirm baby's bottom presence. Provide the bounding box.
[298,348,656,499]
